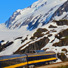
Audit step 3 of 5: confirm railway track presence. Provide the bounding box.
[36,61,68,68]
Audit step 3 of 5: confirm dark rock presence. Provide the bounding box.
[43,48,49,51]
[50,39,55,43]
[15,37,22,40]
[53,37,68,47]
[54,29,68,47]
[53,19,68,26]
[50,29,57,32]
[55,29,68,39]
[49,25,57,28]
[57,53,67,61]
[30,28,48,40]
[62,48,67,53]
[0,41,13,52]
[21,37,27,43]
[48,34,52,37]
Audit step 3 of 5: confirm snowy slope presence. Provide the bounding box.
[0,21,68,56]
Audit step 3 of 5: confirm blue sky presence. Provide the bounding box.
[0,0,38,23]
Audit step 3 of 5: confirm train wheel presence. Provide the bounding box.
[45,62,50,65]
[29,65,35,68]
[49,62,52,64]
[23,66,28,68]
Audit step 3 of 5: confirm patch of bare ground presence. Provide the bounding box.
[36,62,68,68]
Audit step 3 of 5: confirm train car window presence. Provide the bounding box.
[28,57,34,61]
[34,56,37,60]
[1,57,27,68]
[45,55,48,59]
[46,54,56,58]
[39,56,42,60]
[52,54,56,57]
[28,56,40,61]
[43,55,46,59]
[16,57,27,63]
[1,61,10,68]
[38,56,39,60]
[28,54,53,62]
[46,55,50,58]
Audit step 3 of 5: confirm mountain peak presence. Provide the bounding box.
[5,0,67,30]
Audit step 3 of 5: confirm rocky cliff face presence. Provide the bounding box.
[14,37,49,54]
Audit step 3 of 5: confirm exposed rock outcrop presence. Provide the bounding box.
[14,37,49,54]
[53,20,68,26]
[49,25,57,28]
[55,29,68,39]
[30,28,48,40]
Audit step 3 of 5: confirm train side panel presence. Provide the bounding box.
[27,52,57,66]
[0,51,57,68]
[0,54,27,68]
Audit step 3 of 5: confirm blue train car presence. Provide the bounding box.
[0,51,57,68]
[27,51,57,66]
[0,54,27,68]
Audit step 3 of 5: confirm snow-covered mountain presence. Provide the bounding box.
[5,0,67,30]
[0,0,68,61]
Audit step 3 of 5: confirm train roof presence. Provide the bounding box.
[0,51,56,61]
[26,51,56,57]
[0,54,26,60]
[27,50,45,53]
[34,50,45,53]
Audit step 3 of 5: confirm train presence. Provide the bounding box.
[0,50,57,68]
